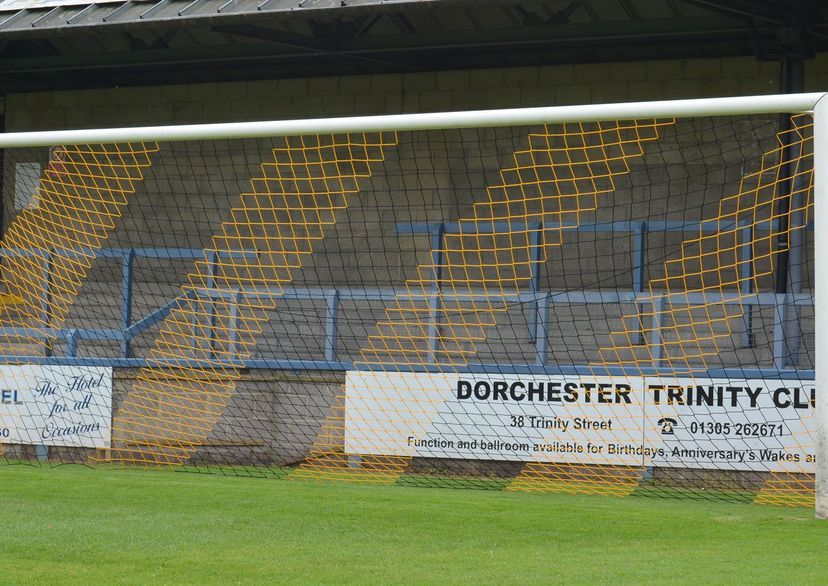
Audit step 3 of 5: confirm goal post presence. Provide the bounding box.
[0,93,825,515]
[813,94,828,519]
[0,93,823,147]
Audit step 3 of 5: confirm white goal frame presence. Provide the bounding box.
[0,92,826,516]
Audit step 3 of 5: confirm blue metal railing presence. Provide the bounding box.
[396,218,814,377]
[0,214,814,379]
[0,247,208,359]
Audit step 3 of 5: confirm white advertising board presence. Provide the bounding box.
[345,371,647,465]
[345,371,816,473]
[643,378,815,473]
[0,365,113,449]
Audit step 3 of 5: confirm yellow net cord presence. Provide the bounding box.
[295,120,673,483]
[0,120,814,507]
[582,115,813,503]
[103,133,396,466]
[600,116,812,372]
[0,142,158,458]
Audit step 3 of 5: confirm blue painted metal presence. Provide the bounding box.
[0,285,813,359]
[632,221,647,345]
[0,353,812,381]
[184,285,814,307]
[534,293,551,366]
[66,329,78,358]
[206,250,219,359]
[120,249,135,358]
[395,219,814,236]
[0,242,813,379]
[392,362,799,379]
[191,285,425,301]
[42,249,53,357]
[125,290,197,339]
[324,289,340,362]
[0,246,208,260]
[228,289,242,358]
[651,296,664,367]
[0,327,124,340]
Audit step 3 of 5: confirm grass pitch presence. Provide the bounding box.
[1,465,826,584]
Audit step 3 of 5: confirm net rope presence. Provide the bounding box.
[0,142,158,457]
[0,114,817,507]
[101,133,396,466]
[511,116,815,500]
[296,120,672,484]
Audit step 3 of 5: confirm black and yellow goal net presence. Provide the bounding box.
[0,95,822,509]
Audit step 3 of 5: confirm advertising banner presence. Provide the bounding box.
[345,371,647,466]
[345,371,815,473]
[0,365,113,449]
[643,377,815,472]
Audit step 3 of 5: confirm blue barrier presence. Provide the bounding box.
[0,216,814,377]
[398,219,814,369]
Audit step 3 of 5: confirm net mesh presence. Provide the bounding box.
[104,133,397,466]
[0,142,158,458]
[0,113,816,506]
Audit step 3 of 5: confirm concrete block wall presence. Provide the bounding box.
[1,54,821,466]
[2,55,802,132]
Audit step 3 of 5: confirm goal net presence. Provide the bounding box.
[0,94,823,510]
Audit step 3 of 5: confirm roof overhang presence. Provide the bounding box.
[0,0,823,94]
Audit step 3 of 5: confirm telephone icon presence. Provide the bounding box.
[657,417,677,435]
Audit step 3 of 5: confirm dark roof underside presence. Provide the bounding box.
[0,0,824,94]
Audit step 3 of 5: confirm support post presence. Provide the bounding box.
[427,223,445,364]
[534,293,550,366]
[814,96,828,519]
[651,296,664,368]
[206,250,219,360]
[120,249,135,358]
[632,221,647,345]
[42,249,52,357]
[528,222,543,342]
[784,142,807,364]
[66,329,78,358]
[34,444,49,461]
[228,289,241,358]
[775,53,806,367]
[324,289,340,362]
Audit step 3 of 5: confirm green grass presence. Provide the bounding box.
[1,465,826,585]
